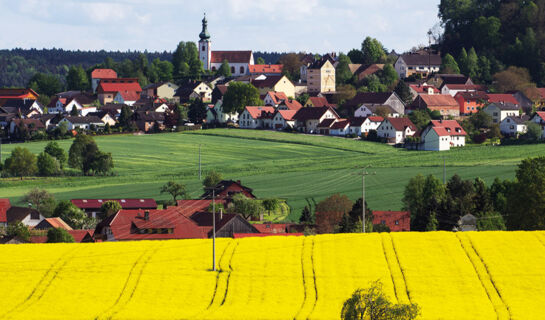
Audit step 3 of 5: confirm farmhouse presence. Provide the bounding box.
[304,96,337,109]
[97,78,142,106]
[329,119,351,136]
[239,106,275,129]
[201,180,256,200]
[354,104,399,118]
[483,102,520,124]
[420,120,467,151]
[377,117,417,144]
[410,94,460,117]
[394,53,441,78]
[251,75,295,98]
[500,115,530,137]
[91,68,117,93]
[272,110,297,130]
[372,211,410,231]
[142,82,179,101]
[0,99,43,117]
[2,206,44,228]
[345,92,405,115]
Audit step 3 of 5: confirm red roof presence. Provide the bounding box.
[71,199,157,210]
[91,69,117,79]
[430,120,467,136]
[68,230,95,242]
[331,119,350,130]
[368,116,384,123]
[176,199,227,217]
[97,78,142,96]
[0,88,39,99]
[253,223,291,234]
[309,96,337,108]
[373,211,410,231]
[42,218,73,230]
[417,94,459,107]
[276,110,297,121]
[409,84,440,94]
[244,106,275,119]
[282,99,303,111]
[386,117,417,132]
[249,64,283,74]
[233,233,303,238]
[487,94,519,105]
[266,91,288,105]
[211,51,253,64]
[534,111,545,122]
[0,199,11,223]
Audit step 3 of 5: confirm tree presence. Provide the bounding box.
[37,152,61,176]
[21,188,56,217]
[493,66,535,93]
[341,281,419,320]
[374,106,392,119]
[44,141,67,168]
[521,122,542,141]
[299,205,314,224]
[256,57,266,65]
[347,49,365,64]
[27,73,63,97]
[101,200,122,218]
[278,53,303,81]
[217,60,232,77]
[118,105,134,131]
[47,228,75,243]
[403,174,446,231]
[315,194,353,234]
[160,181,187,202]
[361,37,386,65]
[394,80,413,105]
[506,157,545,230]
[230,193,263,220]
[296,93,310,106]
[68,134,113,175]
[467,48,479,79]
[262,198,280,216]
[5,147,37,178]
[53,200,90,229]
[222,82,262,114]
[458,48,469,76]
[336,53,353,84]
[203,170,222,191]
[440,53,460,74]
[66,65,89,91]
[408,109,431,131]
[6,221,30,242]
[188,98,207,124]
[379,64,398,88]
[347,198,373,233]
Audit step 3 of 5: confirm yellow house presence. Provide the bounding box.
[307,58,335,93]
[251,75,295,98]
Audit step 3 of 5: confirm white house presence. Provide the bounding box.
[272,110,297,130]
[58,116,105,131]
[239,106,275,129]
[349,116,384,136]
[329,119,351,136]
[531,111,545,125]
[264,91,288,107]
[377,117,417,144]
[354,104,399,118]
[206,101,239,125]
[1,206,45,228]
[420,120,467,151]
[394,53,441,78]
[439,83,484,97]
[483,103,521,124]
[293,106,339,133]
[500,115,530,137]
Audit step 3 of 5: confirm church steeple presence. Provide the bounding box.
[199,13,210,41]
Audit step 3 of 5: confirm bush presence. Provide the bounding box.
[4,147,37,178]
[37,152,61,176]
[47,228,75,243]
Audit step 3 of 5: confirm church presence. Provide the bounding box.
[198,14,254,76]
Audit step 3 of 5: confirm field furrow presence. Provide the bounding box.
[295,237,317,320]
[381,233,410,304]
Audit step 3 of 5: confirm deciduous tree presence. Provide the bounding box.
[222,82,262,114]
[4,147,37,178]
[47,228,75,243]
[160,181,187,202]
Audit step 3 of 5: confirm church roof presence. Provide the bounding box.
[211,51,252,64]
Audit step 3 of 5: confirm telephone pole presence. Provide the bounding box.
[199,144,202,180]
[354,167,376,233]
[212,188,216,271]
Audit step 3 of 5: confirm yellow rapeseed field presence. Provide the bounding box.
[0,232,543,319]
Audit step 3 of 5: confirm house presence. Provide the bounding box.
[306,56,336,94]
[377,117,417,144]
[486,94,519,106]
[97,78,142,106]
[142,82,179,101]
[174,81,212,103]
[277,99,303,111]
[176,199,228,217]
[134,111,166,132]
[91,68,117,93]
[198,15,254,76]
[206,100,239,124]
[48,92,96,114]
[531,111,545,125]
[30,229,96,243]
[239,106,275,129]
[58,116,104,131]
[251,75,295,98]
[0,113,16,131]
[345,92,405,115]
[510,91,534,113]
[410,94,460,117]
[187,211,260,237]
[440,83,487,96]
[272,110,297,130]
[71,199,157,219]
[394,53,441,78]
[354,104,399,118]
[35,217,73,231]
[201,180,256,200]
[316,118,337,135]
[264,91,288,107]
[248,64,283,76]
[409,83,440,98]
[420,120,467,151]
[86,111,117,127]
[372,211,410,231]
[293,106,339,133]
[349,117,384,136]
[454,91,488,115]
[0,99,43,117]
[349,64,385,82]
[3,206,44,228]
[9,119,46,136]
[304,96,337,109]
[483,102,520,124]
[434,74,473,86]
[329,119,351,136]
[212,84,229,103]
[0,88,39,101]
[500,115,530,137]
[31,113,60,130]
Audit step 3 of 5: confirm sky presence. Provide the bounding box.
[0,0,442,54]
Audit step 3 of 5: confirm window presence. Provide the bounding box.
[231,66,235,74]
[395,220,399,225]
[202,46,205,51]
[240,66,245,74]
[381,220,386,225]
[212,66,217,71]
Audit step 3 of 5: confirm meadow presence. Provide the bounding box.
[1,129,544,221]
[0,232,543,319]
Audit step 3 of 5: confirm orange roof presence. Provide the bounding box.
[276,110,297,121]
[368,116,384,122]
[97,78,142,94]
[0,88,39,99]
[486,94,519,105]
[418,94,459,107]
[0,198,11,223]
[409,84,440,93]
[282,99,303,111]
[244,106,275,119]
[266,91,288,105]
[43,218,73,230]
[249,64,283,74]
[91,68,117,79]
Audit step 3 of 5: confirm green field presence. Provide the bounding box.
[1,129,543,221]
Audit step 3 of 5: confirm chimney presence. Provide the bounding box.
[144,210,149,221]
[220,208,223,220]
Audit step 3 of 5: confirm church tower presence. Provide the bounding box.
[199,13,211,71]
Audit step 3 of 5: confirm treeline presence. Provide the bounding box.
[439,0,545,85]
[0,48,285,88]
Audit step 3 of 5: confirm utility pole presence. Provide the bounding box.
[354,167,376,233]
[199,144,202,180]
[212,188,216,271]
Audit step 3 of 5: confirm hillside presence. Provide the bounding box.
[2,129,544,221]
[0,232,543,319]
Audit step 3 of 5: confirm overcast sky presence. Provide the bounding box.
[0,0,441,54]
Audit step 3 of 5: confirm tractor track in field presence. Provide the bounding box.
[381,234,409,304]
[219,241,239,306]
[1,248,77,319]
[389,235,412,303]
[457,233,511,320]
[294,237,318,320]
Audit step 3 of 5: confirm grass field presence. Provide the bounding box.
[0,232,543,319]
[1,129,544,221]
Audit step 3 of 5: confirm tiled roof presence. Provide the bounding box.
[438,74,470,85]
[97,78,142,95]
[368,116,384,122]
[249,65,283,74]
[68,230,95,243]
[6,207,41,224]
[399,53,442,66]
[35,217,73,230]
[442,84,487,91]
[71,199,157,210]
[349,117,366,126]
[281,99,303,111]
[504,115,530,124]
[372,211,410,231]
[91,69,117,79]
[317,118,337,128]
[251,75,290,89]
[309,96,335,108]
[294,106,338,122]
[134,111,165,122]
[430,120,467,136]
[455,91,488,100]
[486,94,519,105]
[331,119,350,130]
[0,199,11,223]
[266,91,288,105]
[534,111,545,122]
[276,110,297,121]
[386,117,417,132]
[244,106,275,119]
[417,94,459,107]
[63,116,103,124]
[357,64,385,79]
[0,88,39,99]
[211,51,252,63]
[409,84,440,94]
[488,102,520,111]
